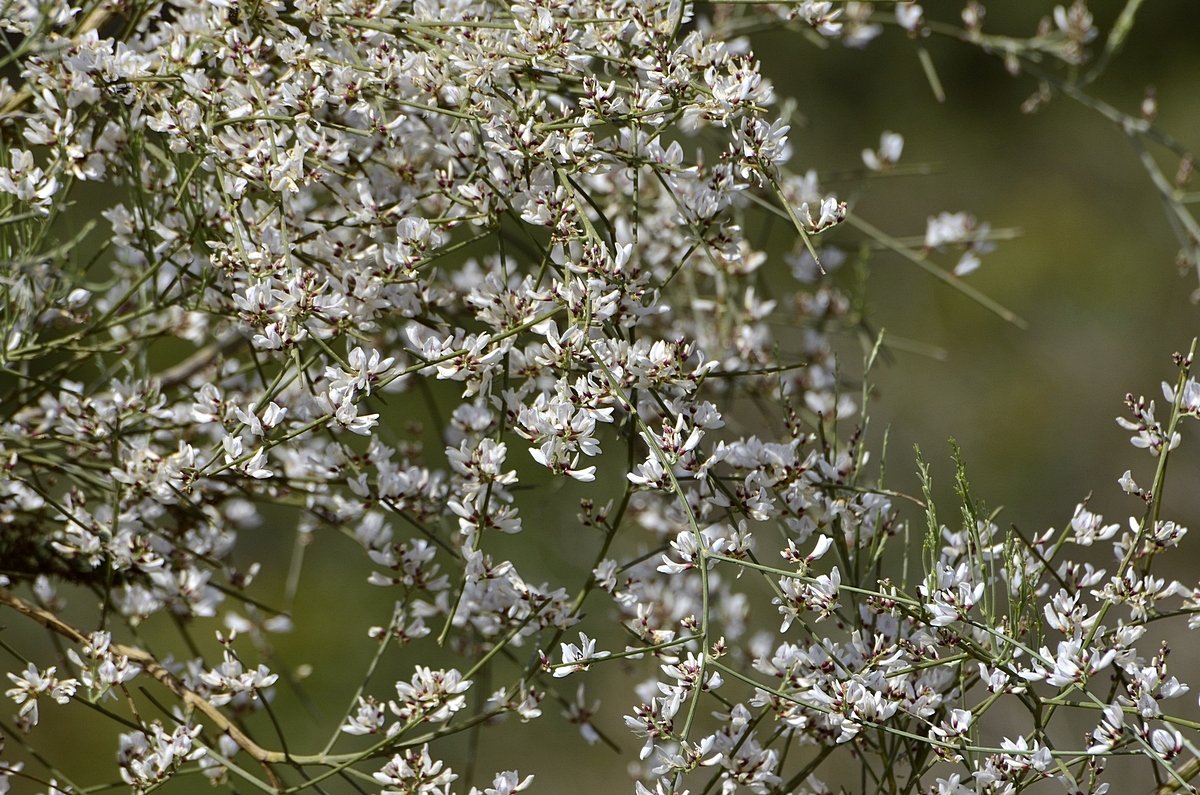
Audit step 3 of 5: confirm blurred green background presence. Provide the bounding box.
[7,2,1200,793]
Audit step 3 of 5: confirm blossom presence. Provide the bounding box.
[389,668,472,727]
[1164,376,1200,417]
[5,664,77,728]
[341,696,388,736]
[896,3,925,33]
[553,633,610,678]
[197,652,278,707]
[67,631,140,700]
[374,746,457,794]
[924,211,995,275]
[0,2,1196,794]
[0,149,59,213]
[468,771,534,795]
[118,723,205,792]
[862,131,904,171]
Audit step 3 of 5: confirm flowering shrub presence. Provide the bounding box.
[0,2,1198,794]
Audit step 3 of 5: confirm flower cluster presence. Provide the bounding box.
[4,663,77,730]
[0,1,1198,794]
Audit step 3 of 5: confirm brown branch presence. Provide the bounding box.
[0,587,286,766]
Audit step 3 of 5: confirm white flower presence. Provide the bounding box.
[389,667,472,725]
[1150,727,1183,760]
[5,664,78,727]
[67,631,140,699]
[374,745,457,792]
[1068,503,1119,546]
[341,696,387,736]
[862,131,903,171]
[924,211,995,276]
[896,3,924,32]
[798,2,843,37]
[198,652,278,707]
[468,771,534,795]
[554,633,610,678]
[1164,377,1200,417]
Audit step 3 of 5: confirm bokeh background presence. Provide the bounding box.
[5,2,1200,792]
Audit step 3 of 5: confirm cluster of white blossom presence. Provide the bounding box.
[1,1,1198,794]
